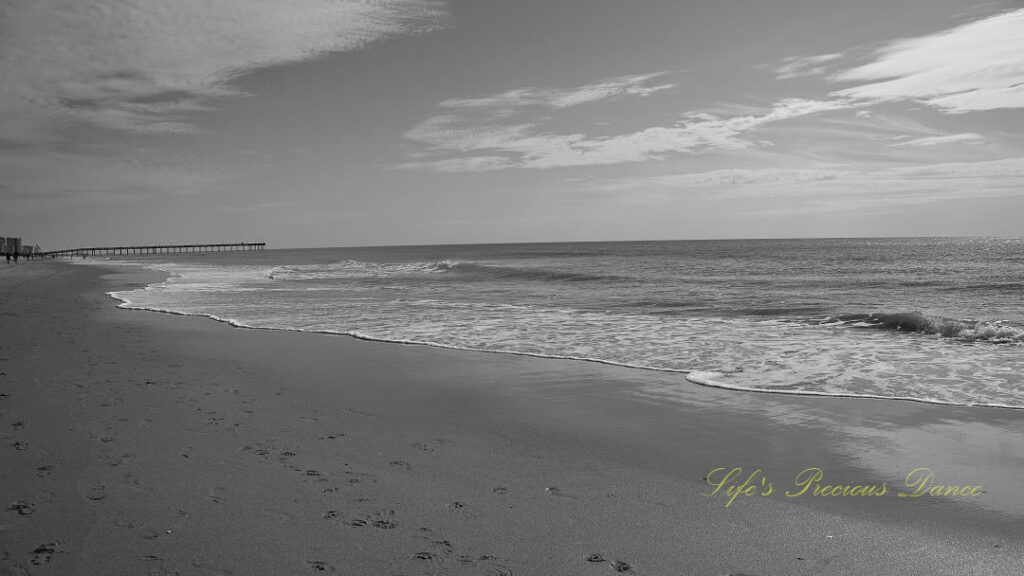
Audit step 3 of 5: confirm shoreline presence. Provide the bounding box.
[103,259,1024,412]
[1,260,1022,575]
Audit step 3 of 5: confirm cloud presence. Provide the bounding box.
[597,167,842,191]
[439,72,674,112]
[395,156,516,173]
[831,8,1024,112]
[775,53,843,80]
[403,97,850,171]
[890,133,983,147]
[400,9,1022,174]
[0,0,446,141]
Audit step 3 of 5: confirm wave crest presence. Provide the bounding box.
[823,311,1024,343]
[431,261,621,283]
[267,259,623,284]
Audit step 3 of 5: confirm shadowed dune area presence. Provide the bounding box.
[1,260,1022,575]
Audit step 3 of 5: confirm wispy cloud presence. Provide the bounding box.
[775,53,843,80]
[831,8,1024,112]
[890,133,983,147]
[597,167,843,192]
[440,72,674,112]
[0,0,447,141]
[403,95,850,172]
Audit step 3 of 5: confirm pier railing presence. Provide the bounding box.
[41,242,266,257]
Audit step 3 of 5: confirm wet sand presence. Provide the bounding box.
[1,260,1022,575]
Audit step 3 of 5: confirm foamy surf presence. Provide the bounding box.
[83,238,1024,410]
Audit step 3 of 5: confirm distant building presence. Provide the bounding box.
[0,236,22,254]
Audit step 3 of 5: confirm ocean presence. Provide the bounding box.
[93,238,1024,409]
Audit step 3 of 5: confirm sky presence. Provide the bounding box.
[2,0,1023,249]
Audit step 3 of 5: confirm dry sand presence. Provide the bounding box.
[1,260,1022,575]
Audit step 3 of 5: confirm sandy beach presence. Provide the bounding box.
[1,260,1022,575]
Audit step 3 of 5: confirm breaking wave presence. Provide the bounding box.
[821,311,1024,343]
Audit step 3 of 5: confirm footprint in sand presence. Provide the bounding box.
[369,510,396,530]
[30,541,62,565]
[6,501,36,516]
[306,560,335,573]
[10,441,29,451]
[411,538,509,574]
[206,487,227,504]
[35,465,53,478]
[388,460,411,470]
[11,422,24,430]
[341,471,378,485]
[491,486,509,495]
[330,509,396,529]
[324,511,365,527]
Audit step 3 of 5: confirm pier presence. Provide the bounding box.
[42,242,266,257]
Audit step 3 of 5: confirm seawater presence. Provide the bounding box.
[92,238,1024,408]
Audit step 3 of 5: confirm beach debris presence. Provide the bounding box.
[585,553,606,563]
[609,560,631,572]
[389,460,411,470]
[11,421,24,430]
[544,486,559,495]
[7,500,35,515]
[86,485,107,501]
[412,551,435,560]
[446,501,466,511]
[492,486,509,494]
[36,465,53,477]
